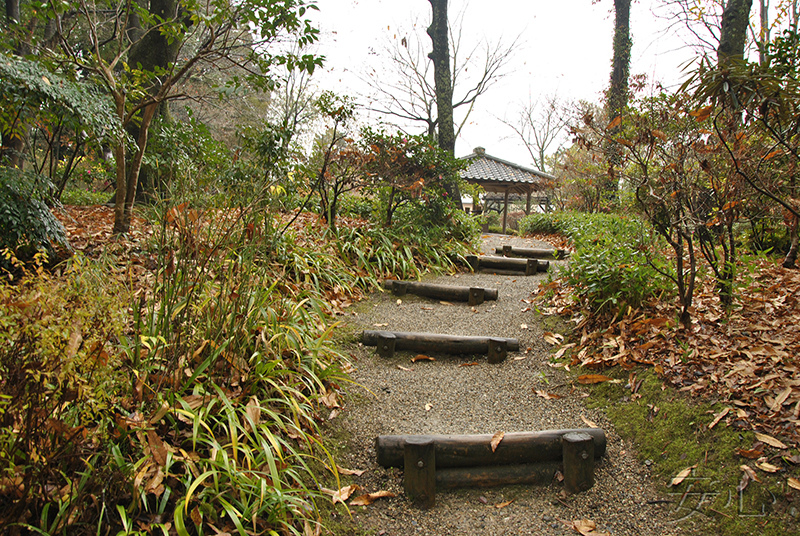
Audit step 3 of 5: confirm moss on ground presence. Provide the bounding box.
[583,367,800,536]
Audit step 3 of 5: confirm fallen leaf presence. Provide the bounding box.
[670,465,697,487]
[349,490,395,506]
[543,332,563,345]
[459,362,479,367]
[770,386,793,412]
[439,301,453,306]
[571,518,610,536]
[397,365,413,371]
[478,496,488,504]
[337,466,366,476]
[332,485,359,504]
[577,374,613,385]
[412,355,435,362]
[535,389,561,400]
[373,323,388,327]
[788,477,800,491]
[738,465,758,492]
[580,415,599,428]
[754,432,788,449]
[708,407,730,429]
[490,431,505,452]
[755,462,780,473]
[737,447,764,459]
[424,403,433,411]
[513,355,527,361]
[494,499,514,509]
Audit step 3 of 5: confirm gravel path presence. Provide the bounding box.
[334,234,683,536]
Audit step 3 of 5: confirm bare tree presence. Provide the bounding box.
[361,8,517,142]
[501,94,569,174]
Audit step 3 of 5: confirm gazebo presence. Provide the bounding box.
[459,147,555,233]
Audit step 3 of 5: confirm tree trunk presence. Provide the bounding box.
[427,0,454,154]
[604,0,632,202]
[2,0,25,169]
[718,0,754,63]
[427,0,462,209]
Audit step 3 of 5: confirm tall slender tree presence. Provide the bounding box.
[718,0,754,62]
[427,0,455,154]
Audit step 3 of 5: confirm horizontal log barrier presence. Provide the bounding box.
[466,255,548,275]
[362,330,518,361]
[382,280,499,305]
[436,462,561,490]
[495,245,569,260]
[378,428,606,468]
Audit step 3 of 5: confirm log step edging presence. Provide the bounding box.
[466,254,549,275]
[377,428,607,468]
[362,330,519,360]
[382,280,499,305]
[495,245,569,260]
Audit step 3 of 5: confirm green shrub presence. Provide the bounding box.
[0,167,68,267]
[61,188,111,206]
[542,212,672,315]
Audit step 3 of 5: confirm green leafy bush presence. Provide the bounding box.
[0,168,68,267]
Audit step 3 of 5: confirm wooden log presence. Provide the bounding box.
[468,287,485,306]
[562,432,595,494]
[404,437,436,508]
[466,255,542,275]
[382,280,499,302]
[376,429,606,468]
[497,246,569,260]
[487,337,507,364]
[362,330,519,356]
[436,462,561,490]
[377,332,397,358]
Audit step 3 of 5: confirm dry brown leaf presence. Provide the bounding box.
[754,432,788,449]
[349,490,395,506]
[577,374,613,385]
[670,465,697,487]
[580,415,599,428]
[571,518,610,536]
[244,397,261,431]
[737,447,764,459]
[494,499,515,509]
[397,365,413,372]
[755,462,780,473]
[543,331,563,345]
[319,388,339,409]
[332,485,359,504]
[439,301,454,306]
[771,386,793,412]
[303,519,322,536]
[412,355,435,363]
[490,431,505,452]
[788,477,800,491]
[535,389,561,400]
[459,362,480,367]
[337,466,366,476]
[708,407,730,429]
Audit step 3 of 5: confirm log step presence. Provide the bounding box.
[377,428,606,468]
[495,245,569,259]
[466,255,549,275]
[383,280,498,305]
[362,330,519,360]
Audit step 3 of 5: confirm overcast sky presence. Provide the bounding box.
[307,0,697,167]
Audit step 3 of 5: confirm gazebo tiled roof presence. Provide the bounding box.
[459,147,554,195]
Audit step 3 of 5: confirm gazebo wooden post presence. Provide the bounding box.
[502,188,509,234]
[525,189,532,215]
